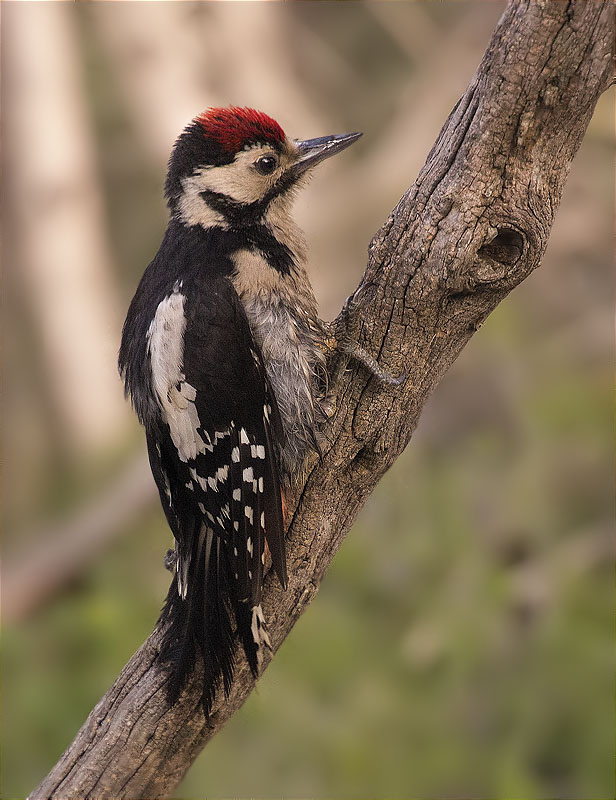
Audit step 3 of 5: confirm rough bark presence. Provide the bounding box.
[30,2,613,798]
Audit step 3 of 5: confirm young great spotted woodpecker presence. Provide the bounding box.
[119,107,371,712]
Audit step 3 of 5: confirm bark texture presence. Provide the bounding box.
[30,2,613,798]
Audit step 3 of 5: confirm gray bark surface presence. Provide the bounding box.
[30,2,613,798]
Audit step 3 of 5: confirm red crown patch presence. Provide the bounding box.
[196,107,285,153]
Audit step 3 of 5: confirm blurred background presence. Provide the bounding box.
[2,2,613,798]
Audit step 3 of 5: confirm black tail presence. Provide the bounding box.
[158,523,275,714]
[159,525,236,714]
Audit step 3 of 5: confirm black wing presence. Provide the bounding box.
[146,274,286,711]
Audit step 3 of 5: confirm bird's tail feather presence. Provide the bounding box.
[236,601,273,676]
[159,524,236,714]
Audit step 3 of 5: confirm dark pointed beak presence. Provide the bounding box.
[289,131,362,177]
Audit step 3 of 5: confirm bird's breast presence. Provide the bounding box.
[231,252,327,482]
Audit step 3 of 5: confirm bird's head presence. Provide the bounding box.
[165,107,362,229]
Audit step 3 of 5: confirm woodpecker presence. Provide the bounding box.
[119,107,363,711]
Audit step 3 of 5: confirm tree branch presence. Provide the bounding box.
[30,2,613,798]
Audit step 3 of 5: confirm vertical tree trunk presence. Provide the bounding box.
[5,2,129,453]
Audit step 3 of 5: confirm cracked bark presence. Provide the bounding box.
[30,2,613,798]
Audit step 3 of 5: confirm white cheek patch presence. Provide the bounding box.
[190,147,279,205]
[177,173,228,229]
[147,287,211,462]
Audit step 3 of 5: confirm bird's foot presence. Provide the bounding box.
[164,548,177,572]
[333,294,406,386]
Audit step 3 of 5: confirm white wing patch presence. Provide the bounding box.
[147,285,210,462]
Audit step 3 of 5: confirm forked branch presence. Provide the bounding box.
[30,2,613,798]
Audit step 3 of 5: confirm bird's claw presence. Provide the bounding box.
[164,548,177,572]
[334,294,406,387]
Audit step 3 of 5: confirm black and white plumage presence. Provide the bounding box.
[119,107,361,711]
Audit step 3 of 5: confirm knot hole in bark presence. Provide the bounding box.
[478,227,524,265]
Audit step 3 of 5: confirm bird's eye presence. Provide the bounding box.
[254,155,278,175]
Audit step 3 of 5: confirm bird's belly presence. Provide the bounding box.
[239,295,323,483]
